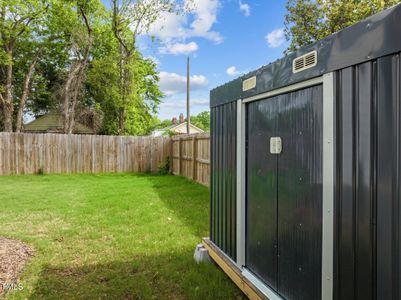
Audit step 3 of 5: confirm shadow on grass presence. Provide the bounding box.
[148,175,210,238]
[27,250,244,300]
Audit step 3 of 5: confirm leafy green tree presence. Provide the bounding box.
[0,0,74,132]
[285,0,401,52]
[12,20,67,132]
[124,54,162,135]
[111,0,192,135]
[87,26,162,136]
[0,0,174,135]
[152,111,211,133]
[57,0,107,134]
[0,0,50,132]
[155,119,173,130]
[191,111,210,132]
[15,1,71,121]
[86,25,120,134]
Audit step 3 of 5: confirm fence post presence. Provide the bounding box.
[192,135,197,181]
[0,133,196,178]
[178,137,182,175]
[168,137,173,174]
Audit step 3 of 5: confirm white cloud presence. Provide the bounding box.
[239,1,250,17]
[226,66,241,76]
[160,41,199,55]
[162,102,186,108]
[189,0,222,43]
[192,98,209,106]
[162,98,209,108]
[148,0,223,48]
[159,71,208,96]
[266,28,286,48]
[148,12,187,42]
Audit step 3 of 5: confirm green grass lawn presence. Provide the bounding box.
[0,174,243,299]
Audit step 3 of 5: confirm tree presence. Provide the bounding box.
[124,53,163,135]
[153,111,211,133]
[0,0,170,135]
[0,0,49,132]
[191,111,210,132]
[22,38,68,119]
[14,43,42,132]
[157,119,173,129]
[88,47,162,135]
[285,0,401,52]
[110,0,191,135]
[87,22,162,136]
[12,25,63,132]
[59,0,105,134]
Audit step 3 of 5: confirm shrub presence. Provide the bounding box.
[158,156,171,175]
[37,165,45,175]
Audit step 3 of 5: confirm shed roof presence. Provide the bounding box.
[211,3,401,107]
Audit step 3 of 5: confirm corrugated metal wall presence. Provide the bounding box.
[210,52,401,300]
[335,52,401,300]
[276,86,323,300]
[246,97,279,288]
[246,86,323,300]
[210,101,237,261]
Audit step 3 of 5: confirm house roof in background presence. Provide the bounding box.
[24,113,94,134]
[159,122,204,132]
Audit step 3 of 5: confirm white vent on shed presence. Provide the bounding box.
[292,51,317,73]
[242,76,257,92]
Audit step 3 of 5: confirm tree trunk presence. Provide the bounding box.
[62,63,81,133]
[67,75,83,134]
[118,107,125,135]
[3,101,13,132]
[63,5,93,134]
[15,58,37,133]
[117,44,125,136]
[3,49,13,132]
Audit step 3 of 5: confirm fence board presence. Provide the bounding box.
[171,133,210,186]
[0,133,171,176]
[0,132,210,185]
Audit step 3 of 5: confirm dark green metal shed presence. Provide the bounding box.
[209,4,401,300]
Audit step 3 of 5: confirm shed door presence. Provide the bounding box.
[246,85,323,300]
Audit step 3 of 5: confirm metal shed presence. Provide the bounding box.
[208,4,401,300]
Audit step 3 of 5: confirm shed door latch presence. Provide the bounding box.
[270,137,282,154]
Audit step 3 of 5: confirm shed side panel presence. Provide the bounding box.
[376,54,400,300]
[336,66,358,300]
[210,102,237,261]
[335,53,401,300]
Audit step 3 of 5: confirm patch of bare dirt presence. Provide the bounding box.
[0,237,34,297]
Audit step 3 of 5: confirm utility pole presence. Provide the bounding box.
[186,56,190,134]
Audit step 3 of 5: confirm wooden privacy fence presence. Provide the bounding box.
[0,133,171,176]
[171,133,210,186]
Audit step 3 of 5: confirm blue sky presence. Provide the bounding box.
[103,0,289,120]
